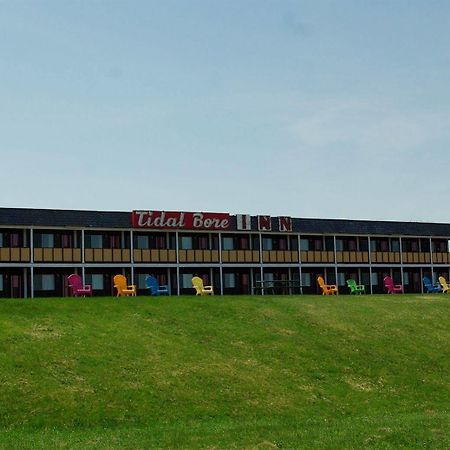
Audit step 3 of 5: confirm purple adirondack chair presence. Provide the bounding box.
[68,274,93,297]
[383,276,403,294]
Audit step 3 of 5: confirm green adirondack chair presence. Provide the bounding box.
[346,279,365,294]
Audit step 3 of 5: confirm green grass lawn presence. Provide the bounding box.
[0,294,449,449]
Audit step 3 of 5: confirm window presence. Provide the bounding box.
[181,274,194,288]
[34,274,55,291]
[222,237,234,250]
[137,274,147,289]
[300,239,309,251]
[403,272,409,285]
[0,274,3,291]
[180,237,192,250]
[0,233,3,247]
[262,238,272,251]
[301,272,311,287]
[335,239,343,251]
[337,273,346,286]
[324,237,334,251]
[371,273,378,286]
[136,235,149,249]
[41,234,54,248]
[86,274,104,290]
[86,235,103,249]
[391,239,400,252]
[10,233,20,247]
[359,238,369,252]
[224,273,236,288]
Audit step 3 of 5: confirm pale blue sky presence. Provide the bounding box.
[1,1,450,222]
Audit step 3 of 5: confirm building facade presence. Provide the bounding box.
[0,207,449,298]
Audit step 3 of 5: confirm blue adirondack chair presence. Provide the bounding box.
[422,277,442,293]
[145,275,169,296]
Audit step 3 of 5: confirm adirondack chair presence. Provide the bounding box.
[192,276,214,296]
[68,274,92,297]
[145,275,169,296]
[383,276,403,294]
[422,277,442,293]
[438,276,450,293]
[346,279,365,294]
[317,276,338,295]
[113,274,136,297]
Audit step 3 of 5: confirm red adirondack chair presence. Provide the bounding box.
[383,275,403,294]
[68,274,93,297]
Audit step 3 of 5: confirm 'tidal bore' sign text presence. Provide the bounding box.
[132,211,230,230]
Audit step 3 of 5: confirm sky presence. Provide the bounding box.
[1,0,450,222]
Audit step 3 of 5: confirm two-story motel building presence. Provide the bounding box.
[0,207,449,298]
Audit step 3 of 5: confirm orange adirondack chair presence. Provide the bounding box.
[317,276,338,295]
[192,276,214,296]
[113,274,136,297]
[438,276,450,293]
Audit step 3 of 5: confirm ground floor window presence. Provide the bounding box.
[34,274,55,291]
[223,273,236,288]
[181,273,193,288]
[136,274,148,289]
[337,272,346,286]
[371,273,378,285]
[0,274,3,291]
[86,274,104,290]
[301,273,311,287]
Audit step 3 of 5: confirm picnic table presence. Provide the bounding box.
[252,280,303,295]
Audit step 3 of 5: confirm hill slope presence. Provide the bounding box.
[0,295,449,449]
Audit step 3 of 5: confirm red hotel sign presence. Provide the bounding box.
[132,211,230,230]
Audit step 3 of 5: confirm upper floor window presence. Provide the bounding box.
[136,235,149,249]
[180,236,192,250]
[391,239,400,252]
[359,237,369,252]
[35,233,54,248]
[262,238,272,251]
[300,239,309,251]
[0,233,3,248]
[85,235,103,249]
[222,237,234,250]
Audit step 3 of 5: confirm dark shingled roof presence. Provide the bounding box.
[0,207,449,236]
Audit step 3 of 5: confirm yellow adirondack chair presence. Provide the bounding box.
[317,276,338,295]
[113,274,136,297]
[192,276,214,296]
[438,276,450,293]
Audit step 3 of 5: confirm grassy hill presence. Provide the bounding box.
[0,294,449,449]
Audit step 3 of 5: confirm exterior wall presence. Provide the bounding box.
[1,222,450,297]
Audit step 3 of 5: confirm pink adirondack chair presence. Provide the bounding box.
[68,274,93,297]
[383,275,403,294]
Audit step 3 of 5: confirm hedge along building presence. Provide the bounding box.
[1,207,450,298]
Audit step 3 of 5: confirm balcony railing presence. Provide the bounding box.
[433,252,450,264]
[84,249,131,263]
[222,250,260,263]
[178,250,220,263]
[335,251,370,263]
[300,251,334,263]
[34,248,82,263]
[262,250,299,263]
[133,249,177,263]
[371,252,401,264]
[0,248,30,262]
